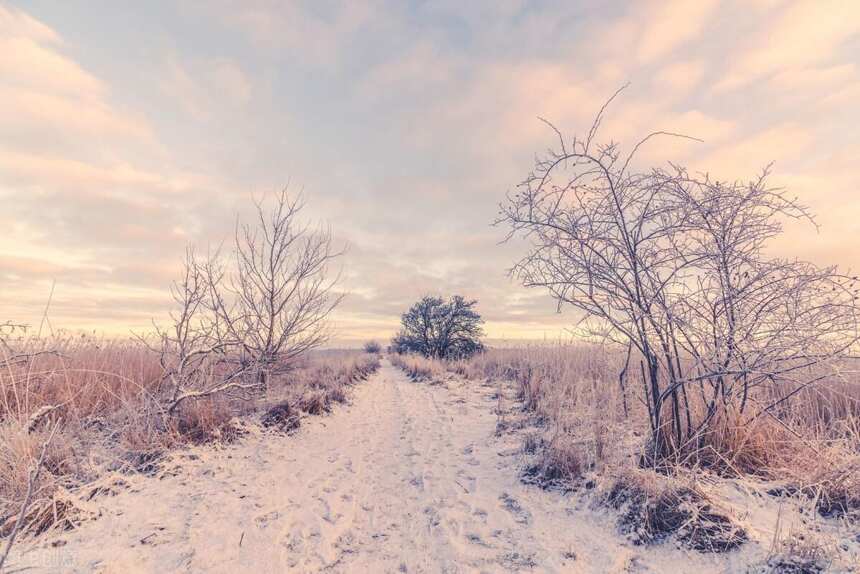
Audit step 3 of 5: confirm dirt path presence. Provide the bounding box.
[11,360,734,573]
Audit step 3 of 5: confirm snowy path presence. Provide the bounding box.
[11,360,730,573]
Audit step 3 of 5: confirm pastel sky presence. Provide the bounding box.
[1,1,859,343]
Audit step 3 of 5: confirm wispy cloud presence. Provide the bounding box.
[636,0,719,63]
[715,0,860,92]
[2,0,859,340]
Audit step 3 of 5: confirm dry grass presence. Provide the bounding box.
[394,343,860,554]
[266,351,381,420]
[390,353,448,383]
[454,345,859,486]
[451,345,641,473]
[602,468,748,552]
[764,521,835,573]
[0,335,380,538]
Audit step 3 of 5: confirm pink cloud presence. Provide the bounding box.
[636,0,719,63]
[715,0,860,91]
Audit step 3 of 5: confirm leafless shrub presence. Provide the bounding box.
[498,88,860,462]
[363,340,382,354]
[390,353,448,382]
[208,189,345,387]
[152,188,345,416]
[0,189,353,543]
[146,248,255,417]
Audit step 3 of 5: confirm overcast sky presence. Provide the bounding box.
[1,1,859,342]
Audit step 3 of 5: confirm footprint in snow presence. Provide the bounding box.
[254,510,280,528]
[499,493,531,525]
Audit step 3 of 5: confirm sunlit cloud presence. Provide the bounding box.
[652,60,706,98]
[636,0,719,63]
[2,0,859,342]
[715,0,860,92]
[161,57,253,120]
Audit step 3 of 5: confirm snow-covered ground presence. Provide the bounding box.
[9,359,849,573]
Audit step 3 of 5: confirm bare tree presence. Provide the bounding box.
[499,88,860,461]
[154,188,344,413]
[208,189,345,387]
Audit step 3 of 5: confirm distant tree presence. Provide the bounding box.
[391,295,484,359]
[363,340,382,354]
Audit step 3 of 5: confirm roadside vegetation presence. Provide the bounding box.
[394,344,859,568]
[0,334,378,546]
[455,345,859,502]
[0,189,382,563]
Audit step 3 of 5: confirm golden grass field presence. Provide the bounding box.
[0,333,380,540]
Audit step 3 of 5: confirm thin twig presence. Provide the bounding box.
[0,422,59,570]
